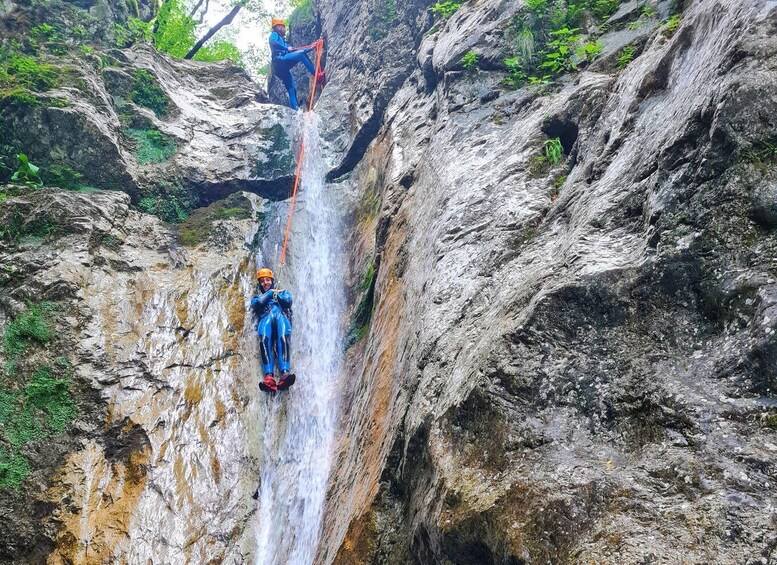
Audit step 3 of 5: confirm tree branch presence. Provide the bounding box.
[184,3,242,59]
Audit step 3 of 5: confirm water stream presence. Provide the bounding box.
[254,112,346,564]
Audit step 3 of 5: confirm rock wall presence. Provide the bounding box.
[316,0,777,562]
[0,2,303,558]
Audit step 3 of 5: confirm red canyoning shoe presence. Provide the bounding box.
[259,374,277,393]
[316,71,326,86]
[277,372,296,391]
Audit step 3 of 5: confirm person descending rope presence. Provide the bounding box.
[269,18,326,111]
[251,268,296,393]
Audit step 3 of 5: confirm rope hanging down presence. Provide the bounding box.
[277,38,325,283]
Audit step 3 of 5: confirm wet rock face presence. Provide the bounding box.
[0,188,264,562]
[320,0,777,562]
[1,40,298,213]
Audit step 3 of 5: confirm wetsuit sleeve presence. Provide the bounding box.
[251,291,274,313]
[276,290,293,307]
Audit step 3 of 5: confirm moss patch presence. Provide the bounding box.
[176,192,253,246]
[130,69,170,118]
[124,126,177,165]
[1,303,77,491]
[252,124,294,178]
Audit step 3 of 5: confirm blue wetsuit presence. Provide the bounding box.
[269,30,316,111]
[251,285,293,375]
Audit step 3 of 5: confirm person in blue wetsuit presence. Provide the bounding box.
[251,267,295,392]
[269,18,325,111]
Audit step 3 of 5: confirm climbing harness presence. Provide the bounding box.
[276,37,325,286]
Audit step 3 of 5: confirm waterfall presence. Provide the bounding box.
[254,112,345,564]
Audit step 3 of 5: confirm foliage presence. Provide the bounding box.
[131,69,169,118]
[616,44,636,70]
[501,57,526,89]
[544,137,563,164]
[3,302,54,359]
[662,13,681,36]
[193,41,243,64]
[177,192,252,246]
[151,0,244,65]
[538,27,582,74]
[153,0,197,57]
[289,0,315,35]
[525,0,549,14]
[743,139,777,172]
[124,127,178,165]
[0,449,30,490]
[114,17,153,48]
[528,74,553,86]
[592,0,620,19]
[25,365,78,434]
[461,50,478,70]
[0,363,77,490]
[0,54,59,92]
[370,0,398,39]
[641,3,657,18]
[430,1,462,18]
[42,164,98,191]
[0,89,40,106]
[576,40,602,61]
[10,154,43,187]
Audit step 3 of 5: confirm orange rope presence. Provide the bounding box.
[277,39,324,279]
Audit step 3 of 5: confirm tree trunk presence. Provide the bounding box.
[184,3,242,59]
[188,0,205,18]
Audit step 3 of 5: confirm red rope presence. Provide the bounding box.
[278,39,324,275]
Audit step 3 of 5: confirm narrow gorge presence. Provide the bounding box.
[0,0,775,563]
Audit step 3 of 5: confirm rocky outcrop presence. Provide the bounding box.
[317,0,777,562]
[0,188,265,562]
[2,38,298,214]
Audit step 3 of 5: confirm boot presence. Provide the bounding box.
[277,372,296,390]
[316,71,326,86]
[259,374,277,393]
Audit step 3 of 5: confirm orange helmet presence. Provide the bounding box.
[271,18,286,28]
[257,268,274,280]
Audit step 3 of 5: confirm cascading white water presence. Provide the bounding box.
[254,112,345,564]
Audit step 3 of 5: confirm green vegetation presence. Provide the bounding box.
[137,179,196,224]
[124,127,178,165]
[177,192,252,245]
[530,137,564,176]
[345,259,377,348]
[743,139,777,173]
[138,0,242,65]
[499,0,625,90]
[10,154,43,187]
[0,52,59,102]
[113,17,153,48]
[461,50,478,71]
[0,355,77,490]
[616,44,636,70]
[289,0,315,36]
[3,302,54,360]
[538,27,582,73]
[370,0,398,40]
[641,4,657,18]
[130,69,170,118]
[662,13,681,36]
[544,137,563,165]
[42,164,99,192]
[431,1,462,19]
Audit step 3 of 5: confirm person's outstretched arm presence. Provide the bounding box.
[251,289,275,313]
[276,290,293,307]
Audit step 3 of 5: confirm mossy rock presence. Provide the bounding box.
[176,192,254,247]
